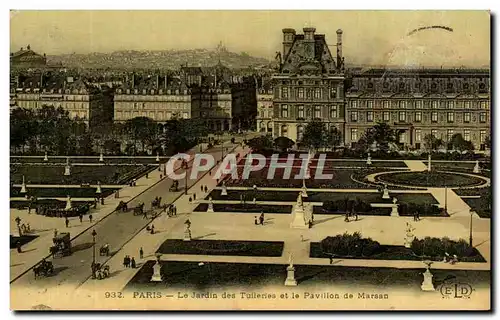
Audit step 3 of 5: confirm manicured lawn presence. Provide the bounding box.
[10,235,38,248]
[10,187,119,198]
[225,167,373,189]
[313,206,391,216]
[194,203,292,214]
[309,242,485,262]
[10,199,92,209]
[10,164,152,185]
[156,239,284,257]
[239,157,408,168]
[423,161,476,169]
[458,189,491,218]
[376,171,485,188]
[125,260,491,291]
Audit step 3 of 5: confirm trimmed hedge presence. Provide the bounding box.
[410,237,484,262]
[319,232,384,257]
[398,202,446,217]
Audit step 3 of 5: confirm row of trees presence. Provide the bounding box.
[10,106,209,155]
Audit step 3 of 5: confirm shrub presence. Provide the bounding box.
[410,237,475,259]
[319,232,383,257]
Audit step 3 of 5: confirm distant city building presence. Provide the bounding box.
[271,27,346,142]
[10,45,47,68]
[114,73,193,122]
[256,77,274,134]
[10,72,112,127]
[345,68,491,150]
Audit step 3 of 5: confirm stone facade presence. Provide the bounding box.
[271,27,346,143]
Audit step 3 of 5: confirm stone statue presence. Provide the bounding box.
[275,51,282,66]
[297,193,303,207]
[288,253,294,267]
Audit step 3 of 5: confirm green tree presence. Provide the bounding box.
[274,136,295,152]
[247,135,273,152]
[423,134,444,152]
[364,122,396,152]
[301,120,326,151]
[123,117,157,153]
[448,133,474,152]
[325,126,342,151]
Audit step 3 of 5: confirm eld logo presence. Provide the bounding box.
[440,282,474,299]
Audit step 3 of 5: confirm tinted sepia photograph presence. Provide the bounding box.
[9,10,491,311]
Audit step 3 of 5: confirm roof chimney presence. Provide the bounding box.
[336,29,343,69]
[282,28,296,58]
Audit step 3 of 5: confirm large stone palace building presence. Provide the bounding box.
[271,27,346,142]
[265,26,491,151]
[345,68,491,150]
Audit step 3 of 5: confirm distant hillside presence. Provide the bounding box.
[47,48,272,70]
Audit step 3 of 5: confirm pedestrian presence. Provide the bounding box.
[146,173,149,179]
[79,214,83,223]
[54,229,58,238]
[300,235,304,242]
[308,220,313,228]
[189,197,192,203]
[89,214,93,223]
[354,211,358,221]
[254,216,258,225]
[413,211,418,222]
[101,198,104,205]
[329,256,333,264]
[131,257,136,268]
[123,256,128,268]
[204,186,208,193]
[65,217,69,228]
[126,255,131,268]
[174,205,177,215]
[344,211,349,222]
[16,241,22,253]
[143,210,148,219]
[209,170,211,176]
[160,174,163,179]
[416,211,421,221]
[28,205,31,214]
[201,185,204,192]
[150,225,155,234]
[93,200,98,209]
[139,247,144,259]
[193,193,196,201]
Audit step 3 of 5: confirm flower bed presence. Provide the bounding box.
[10,187,119,198]
[10,157,167,165]
[10,164,152,185]
[156,239,284,257]
[376,171,485,188]
[410,237,485,262]
[10,199,92,210]
[224,167,371,189]
[194,203,292,214]
[239,157,408,169]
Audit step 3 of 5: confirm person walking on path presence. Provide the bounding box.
[123,256,128,268]
[189,197,192,203]
[344,211,349,222]
[139,247,144,259]
[416,211,421,221]
[353,210,358,221]
[259,213,264,225]
[204,186,208,193]
[193,193,196,201]
[131,257,136,268]
[413,211,418,222]
[150,225,155,234]
[201,185,204,192]
[79,214,83,223]
[65,217,69,228]
[89,214,93,223]
[254,216,258,225]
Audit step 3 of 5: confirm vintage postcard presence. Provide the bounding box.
[9,10,491,311]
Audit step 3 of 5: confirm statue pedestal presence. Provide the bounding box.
[65,199,72,211]
[184,229,192,241]
[64,165,71,176]
[99,153,104,162]
[156,154,160,162]
[301,187,308,198]
[473,161,480,173]
[284,265,297,286]
[290,204,308,229]
[207,202,214,212]
[382,189,390,199]
[44,153,48,161]
[20,183,27,194]
[404,234,414,248]
[150,261,162,282]
[221,186,228,196]
[391,205,399,217]
[421,268,435,291]
[366,157,372,165]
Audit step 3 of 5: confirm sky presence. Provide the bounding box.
[10,10,491,67]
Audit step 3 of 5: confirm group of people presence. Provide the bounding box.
[344,210,359,222]
[129,178,137,187]
[413,211,421,221]
[123,255,136,268]
[165,204,177,217]
[200,185,209,193]
[254,212,265,225]
[145,224,155,234]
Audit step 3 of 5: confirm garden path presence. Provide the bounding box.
[404,160,427,172]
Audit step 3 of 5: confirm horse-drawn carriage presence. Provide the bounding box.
[169,180,179,192]
[91,262,110,280]
[33,259,54,279]
[133,202,145,216]
[151,197,162,210]
[116,201,128,212]
[50,232,71,258]
[99,244,110,256]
